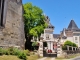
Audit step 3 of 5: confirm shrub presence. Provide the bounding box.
[73,43,78,47]
[18,52,27,60]
[24,49,30,56]
[0,47,27,60]
[64,41,73,46]
[3,49,10,55]
[13,48,21,55]
[62,40,77,50]
[62,45,67,50]
[8,47,14,55]
[0,48,3,55]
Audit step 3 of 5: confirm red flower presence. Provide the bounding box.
[50,50,52,53]
[48,49,52,53]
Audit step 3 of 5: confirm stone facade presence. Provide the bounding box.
[0,0,25,49]
[60,20,80,47]
[38,16,58,57]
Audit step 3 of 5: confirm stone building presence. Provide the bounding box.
[0,0,25,49]
[60,20,80,47]
[38,16,58,57]
[38,18,80,57]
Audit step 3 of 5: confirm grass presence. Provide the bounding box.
[27,54,42,60]
[0,55,21,60]
[0,51,39,60]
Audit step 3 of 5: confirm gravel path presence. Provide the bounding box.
[37,57,55,60]
[37,57,47,60]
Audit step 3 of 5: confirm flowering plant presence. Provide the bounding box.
[48,49,52,53]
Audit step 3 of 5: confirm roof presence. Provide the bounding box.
[53,34,60,38]
[45,16,54,29]
[67,20,79,30]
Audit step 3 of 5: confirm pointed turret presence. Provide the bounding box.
[45,16,54,29]
[62,28,67,39]
[67,20,79,30]
[63,28,66,36]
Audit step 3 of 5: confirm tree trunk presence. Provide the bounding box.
[25,35,33,50]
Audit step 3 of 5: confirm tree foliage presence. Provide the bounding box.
[23,3,47,49]
[32,42,37,47]
[23,3,47,37]
[62,40,77,50]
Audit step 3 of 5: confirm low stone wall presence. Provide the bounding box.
[59,50,80,58]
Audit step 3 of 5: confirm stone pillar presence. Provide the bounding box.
[75,47,76,51]
[47,41,51,50]
[72,47,73,51]
[51,42,53,52]
[38,40,43,57]
[57,42,62,57]
[67,46,69,51]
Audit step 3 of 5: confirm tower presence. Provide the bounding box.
[0,0,25,49]
[44,16,55,53]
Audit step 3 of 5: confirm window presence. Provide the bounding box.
[75,37,78,43]
[46,34,49,40]
[0,0,4,26]
[75,37,77,40]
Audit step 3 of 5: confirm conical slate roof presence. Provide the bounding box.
[67,20,79,30]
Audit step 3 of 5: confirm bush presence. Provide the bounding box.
[64,41,73,46]
[8,47,14,55]
[62,45,67,50]
[0,48,3,55]
[0,47,27,60]
[13,48,21,55]
[24,49,30,56]
[18,52,27,60]
[62,40,77,50]
[73,43,78,47]
[3,49,10,55]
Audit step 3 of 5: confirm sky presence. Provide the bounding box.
[22,0,80,34]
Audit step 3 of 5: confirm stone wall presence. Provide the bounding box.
[0,0,25,49]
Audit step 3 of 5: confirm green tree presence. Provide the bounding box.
[23,3,47,50]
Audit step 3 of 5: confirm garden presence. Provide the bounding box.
[0,47,41,60]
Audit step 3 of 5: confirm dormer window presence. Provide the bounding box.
[0,0,4,26]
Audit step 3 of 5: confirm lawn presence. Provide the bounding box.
[0,55,21,60]
[27,54,41,60]
[0,53,39,60]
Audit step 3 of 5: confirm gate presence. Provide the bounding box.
[43,42,57,57]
